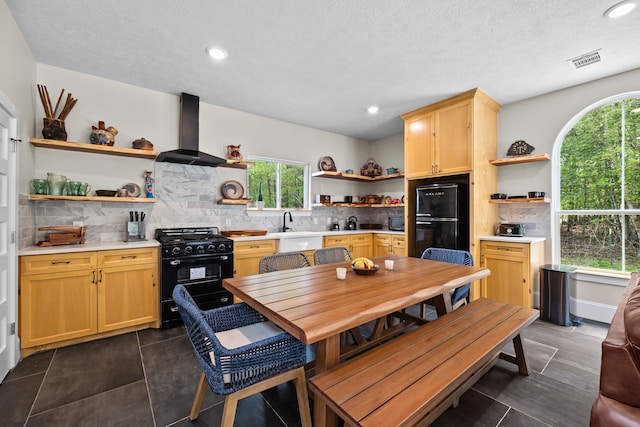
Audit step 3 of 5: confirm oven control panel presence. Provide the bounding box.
[162,241,233,258]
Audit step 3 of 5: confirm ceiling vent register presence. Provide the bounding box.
[568,50,603,69]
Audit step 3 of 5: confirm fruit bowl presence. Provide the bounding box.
[352,265,379,276]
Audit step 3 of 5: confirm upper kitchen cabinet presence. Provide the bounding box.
[401,88,501,179]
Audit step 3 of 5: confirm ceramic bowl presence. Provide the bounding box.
[528,191,545,198]
[95,190,117,197]
[352,265,379,275]
[490,193,507,199]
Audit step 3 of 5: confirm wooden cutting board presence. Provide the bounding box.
[220,229,268,237]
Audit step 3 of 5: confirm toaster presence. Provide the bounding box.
[497,223,525,237]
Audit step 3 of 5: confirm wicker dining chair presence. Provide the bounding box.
[313,246,353,265]
[172,285,311,427]
[420,247,474,316]
[259,252,311,274]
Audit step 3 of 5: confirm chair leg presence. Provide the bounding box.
[292,367,313,427]
[221,394,240,427]
[189,372,208,420]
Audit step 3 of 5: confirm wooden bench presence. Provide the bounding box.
[308,298,539,427]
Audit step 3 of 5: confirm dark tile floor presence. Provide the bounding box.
[0,315,608,427]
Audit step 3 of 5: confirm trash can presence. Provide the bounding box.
[539,264,576,326]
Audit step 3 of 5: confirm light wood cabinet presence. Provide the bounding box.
[19,247,159,354]
[324,234,372,259]
[480,240,544,308]
[233,240,278,277]
[402,98,472,178]
[402,89,501,301]
[373,234,406,256]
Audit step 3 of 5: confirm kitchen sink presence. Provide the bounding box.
[269,232,324,253]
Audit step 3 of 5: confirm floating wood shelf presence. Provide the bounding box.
[489,153,550,166]
[217,198,253,205]
[30,138,158,159]
[313,203,405,208]
[489,197,550,204]
[28,195,157,203]
[218,160,255,169]
[312,171,404,181]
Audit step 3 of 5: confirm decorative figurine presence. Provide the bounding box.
[361,157,382,177]
[90,121,118,146]
[144,171,154,198]
[226,144,242,160]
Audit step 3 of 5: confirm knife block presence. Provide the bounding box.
[126,221,146,241]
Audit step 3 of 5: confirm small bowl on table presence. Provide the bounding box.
[352,265,379,276]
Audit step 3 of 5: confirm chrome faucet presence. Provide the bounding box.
[282,211,293,232]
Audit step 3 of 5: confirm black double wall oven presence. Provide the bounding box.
[156,227,234,328]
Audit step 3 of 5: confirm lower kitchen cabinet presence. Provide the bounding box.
[19,247,159,355]
[233,240,277,277]
[479,239,544,308]
[324,233,372,259]
[373,233,407,256]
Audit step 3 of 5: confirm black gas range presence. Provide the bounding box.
[155,227,234,328]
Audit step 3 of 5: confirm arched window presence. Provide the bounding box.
[554,93,640,272]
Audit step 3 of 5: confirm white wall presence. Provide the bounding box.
[497,67,640,198]
[0,0,36,190]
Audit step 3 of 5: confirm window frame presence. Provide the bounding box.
[246,155,310,211]
[552,91,640,272]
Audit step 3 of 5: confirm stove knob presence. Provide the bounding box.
[171,246,181,256]
[196,245,205,254]
[207,244,216,253]
[218,243,228,252]
[184,246,193,255]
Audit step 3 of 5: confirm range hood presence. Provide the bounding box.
[156,93,227,167]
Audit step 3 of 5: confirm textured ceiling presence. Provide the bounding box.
[6,0,640,141]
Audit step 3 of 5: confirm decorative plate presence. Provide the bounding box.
[507,140,535,156]
[222,180,244,199]
[319,156,337,171]
[123,183,141,197]
[383,196,392,204]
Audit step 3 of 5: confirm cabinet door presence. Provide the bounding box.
[435,101,472,174]
[234,240,277,277]
[373,234,392,257]
[392,235,407,256]
[350,234,372,259]
[480,242,531,308]
[98,263,158,332]
[404,113,435,178]
[20,270,97,347]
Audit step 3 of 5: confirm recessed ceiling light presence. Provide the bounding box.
[206,46,228,61]
[367,105,379,114]
[604,1,636,18]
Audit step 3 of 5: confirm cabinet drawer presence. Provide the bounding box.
[374,234,392,244]
[480,241,529,258]
[351,234,371,244]
[21,252,97,275]
[234,240,277,255]
[393,236,406,248]
[98,247,158,267]
[324,236,350,246]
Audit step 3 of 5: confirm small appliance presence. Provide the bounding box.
[346,216,358,230]
[388,215,404,231]
[497,223,525,237]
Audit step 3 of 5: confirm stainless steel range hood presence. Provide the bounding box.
[156,93,227,167]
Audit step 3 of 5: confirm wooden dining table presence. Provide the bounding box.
[223,254,490,427]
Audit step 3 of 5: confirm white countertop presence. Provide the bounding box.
[479,235,546,243]
[230,229,405,242]
[19,240,160,256]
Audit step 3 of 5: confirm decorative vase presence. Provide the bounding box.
[42,118,67,141]
[144,171,154,198]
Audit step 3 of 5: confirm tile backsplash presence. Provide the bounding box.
[20,162,403,248]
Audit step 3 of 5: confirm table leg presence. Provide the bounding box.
[314,334,341,427]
